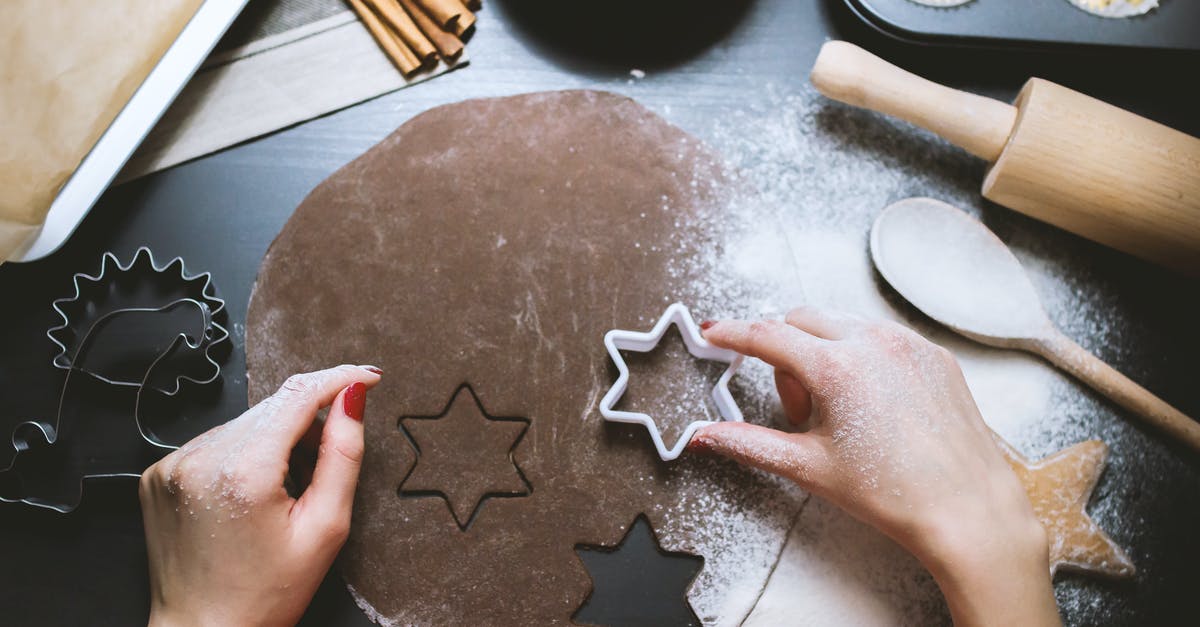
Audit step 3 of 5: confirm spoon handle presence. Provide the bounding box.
[1033,332,1200,454]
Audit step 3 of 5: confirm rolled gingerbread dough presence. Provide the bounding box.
[245,90,803,625]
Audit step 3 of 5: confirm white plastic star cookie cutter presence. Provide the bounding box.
[599,303,745,461]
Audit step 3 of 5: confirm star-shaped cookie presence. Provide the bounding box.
[399,384,531,530]
[573,515,704,627]
[994,436,1135,578]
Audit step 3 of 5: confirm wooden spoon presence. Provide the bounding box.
[869,197,1200,454]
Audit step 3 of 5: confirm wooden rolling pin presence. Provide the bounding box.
[811,41,1200,275]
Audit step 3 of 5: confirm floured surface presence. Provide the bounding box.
[245,84,1195,625]
[682,85,1189,626]
[245,90,803,625]
[745,498,947,627]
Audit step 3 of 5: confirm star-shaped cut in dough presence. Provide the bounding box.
[994,435,1135,578]
[399,384,531,530]
[573,515,704,627]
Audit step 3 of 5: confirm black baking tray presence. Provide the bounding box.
[844,0,1200,50]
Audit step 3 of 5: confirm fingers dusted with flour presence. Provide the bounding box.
[293,381,367,544]
[701,318,828,391]
[140,365,384,627]
[784,304,855,340]
[255,364,381,456]
[693,307,1057,627]
[774,369,813,426]
[690,422,830,492]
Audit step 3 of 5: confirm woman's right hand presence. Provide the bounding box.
[692,307,1060,627]
[140,364,381,627]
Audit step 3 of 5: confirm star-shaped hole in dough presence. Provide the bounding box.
[994,435,1135,578]
[573,515,704,627]
[399,384,531,530]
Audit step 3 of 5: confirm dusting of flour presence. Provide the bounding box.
[638,84,1187,626]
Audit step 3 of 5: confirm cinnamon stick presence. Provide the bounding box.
[452,7,475,37]
[348,0,422,75]
[364,0,438,64]
[414,0,474,33]
[398,0,464,60]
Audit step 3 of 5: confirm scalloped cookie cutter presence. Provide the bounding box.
[48,247,227,392]
[0,247,228,512]
[599,303,744,461]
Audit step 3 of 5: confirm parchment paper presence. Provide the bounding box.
[0,0,202,262]
[118,10,466,182]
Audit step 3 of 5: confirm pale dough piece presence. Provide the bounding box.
[995,436,1136,577]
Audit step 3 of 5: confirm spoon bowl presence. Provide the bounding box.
[869,197,1200,454]
[870,197,1053,348]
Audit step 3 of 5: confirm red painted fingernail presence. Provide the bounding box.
[344,382,367,421]
[687,433,712,454]
[700,320,717,331]
[360,365,383,375]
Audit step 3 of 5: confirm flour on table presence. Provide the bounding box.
[646,84,1166,626]
[745,498,948,627]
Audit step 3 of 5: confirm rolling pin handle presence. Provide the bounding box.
[810,41,1018,162]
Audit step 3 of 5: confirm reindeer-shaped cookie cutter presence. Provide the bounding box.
[0,248,228,512]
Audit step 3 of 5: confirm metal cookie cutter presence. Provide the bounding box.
[0,247,228,512]
[47,247,227,390]
[599,303,744,461]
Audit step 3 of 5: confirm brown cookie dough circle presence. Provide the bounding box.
[245,90,802,625]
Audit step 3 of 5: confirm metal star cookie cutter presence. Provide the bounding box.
[0,248,228,512]
[599,303,744,461]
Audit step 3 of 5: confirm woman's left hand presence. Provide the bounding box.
[139,364,382,627]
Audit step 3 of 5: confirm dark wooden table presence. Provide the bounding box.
[1,0,1197,624]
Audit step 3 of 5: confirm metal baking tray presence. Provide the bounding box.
[10,0,249,263]
[844,0,1200,51]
